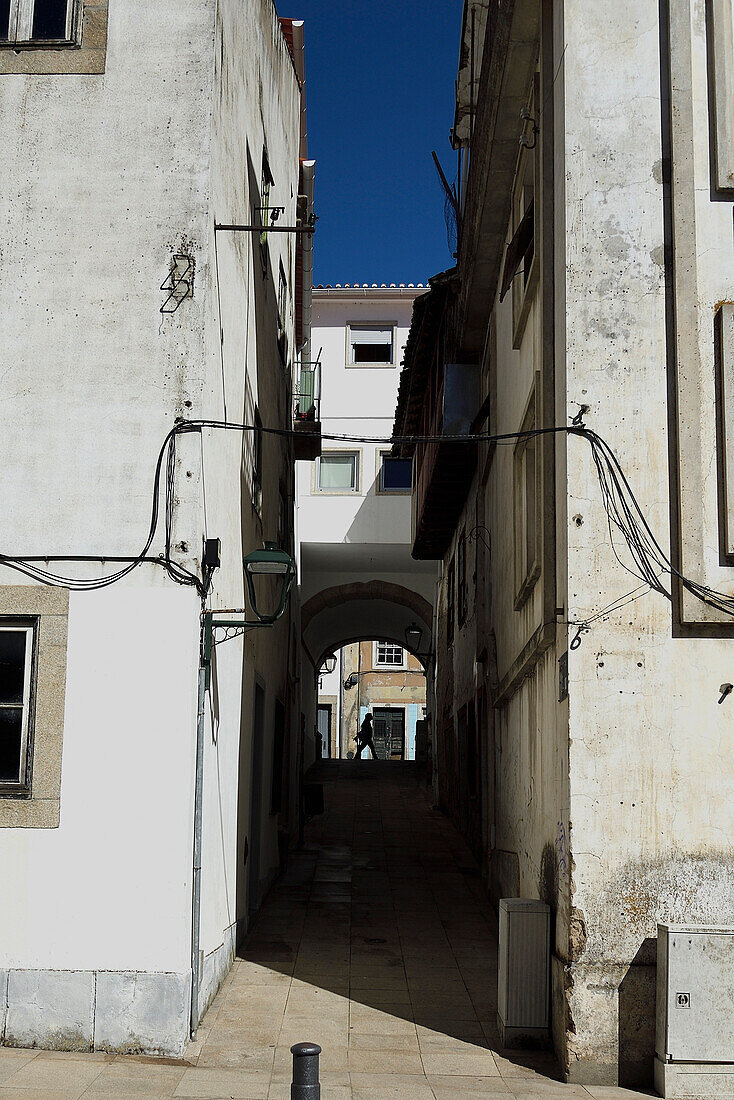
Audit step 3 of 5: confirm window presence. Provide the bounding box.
[446,557,455,647]
[378,452,412,493]
[252,407,263,515]
[499,80,539,347]
[1,0,77,44]
[277,264,288,364]
[270,698,285,815]
[374,642,404,668]
[0,587,68,829]
[317,451,359,493]
[347,324,395,366]
[278,482,291,555]
[0,622,34,794]
[457,530,467,627]
[514,387,540,606]
[259,151,274,270]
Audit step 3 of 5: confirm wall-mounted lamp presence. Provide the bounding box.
[343,672,359,690]
[404,622,423,652]
[243,541,296,624]
[321,653,337,675]
[200,541,296,684]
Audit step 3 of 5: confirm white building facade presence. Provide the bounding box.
[296,287,437,762]
[0,0,310,1056]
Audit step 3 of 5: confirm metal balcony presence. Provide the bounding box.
[293,361,322,460]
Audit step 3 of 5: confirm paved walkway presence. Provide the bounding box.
[0,762,654,1098]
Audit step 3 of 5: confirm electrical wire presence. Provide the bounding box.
[2,417,734,624]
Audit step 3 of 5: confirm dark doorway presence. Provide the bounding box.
[372,707,405,760]
[248,682,266,914]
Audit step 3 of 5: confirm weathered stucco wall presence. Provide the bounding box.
[562,0,734,1085]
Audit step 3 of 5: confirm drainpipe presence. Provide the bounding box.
[190,650,207,1037]
[299,160,315,362]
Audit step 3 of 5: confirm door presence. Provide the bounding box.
[248,683,266,913]
[372,707,405,760]
[317,704,331,758]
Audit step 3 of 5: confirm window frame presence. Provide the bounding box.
[0,620,36,796]
[376,450,412,495]
[277,263,289,365]
[0,587,68,829]
[1,0,80,46]
[258,150,274,272]
[510,78,540,349]
[513,383,541,608]
[0,0,108,75]
[314,450,361,494]
[373,641,406,669]
[446,556,455,647]
[252,407,263,517]
[345,322,397,369]
[457,529,467,628]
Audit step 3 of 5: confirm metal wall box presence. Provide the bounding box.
[655,923,734,1098]
[497,898,550,1048]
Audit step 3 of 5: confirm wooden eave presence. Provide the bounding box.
[392,271,458,455]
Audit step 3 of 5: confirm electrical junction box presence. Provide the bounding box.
[497,898,550,1048]
[655,923,734,1098]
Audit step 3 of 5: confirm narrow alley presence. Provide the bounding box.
[0,765,653,1099]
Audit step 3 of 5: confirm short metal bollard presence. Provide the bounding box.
[290,1041,321,1100]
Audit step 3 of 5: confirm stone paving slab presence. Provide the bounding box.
[0,763,659,1098]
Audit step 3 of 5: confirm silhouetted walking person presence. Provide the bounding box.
[356,712,377,759]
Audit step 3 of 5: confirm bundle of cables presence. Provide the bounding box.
[0,418,732,622]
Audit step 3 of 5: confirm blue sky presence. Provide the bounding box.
[286,0,462,286]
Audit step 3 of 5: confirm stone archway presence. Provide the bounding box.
[301,580,433,669]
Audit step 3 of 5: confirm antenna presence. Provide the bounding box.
[432,151,460,258]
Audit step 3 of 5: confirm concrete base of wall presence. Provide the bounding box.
[655,1057,734,1098]
[198,922,236,1024]
[563,958,657,1088]
[0,968,191,1057]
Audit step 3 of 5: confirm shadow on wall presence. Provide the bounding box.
[618,937,656,1088]
[344,468,411,545]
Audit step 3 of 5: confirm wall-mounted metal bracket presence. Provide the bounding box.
[214,219,317,235]
[519,106,539,150]
[161,254,194,313]
[201,610,267,687]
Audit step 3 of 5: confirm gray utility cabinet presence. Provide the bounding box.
[497,898,550,1048]
[655,923,734,1098]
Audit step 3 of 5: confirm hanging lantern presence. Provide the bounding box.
[243,541,296,624]
[404,622,423,652]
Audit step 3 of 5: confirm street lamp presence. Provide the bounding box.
[243,541,297,624]
[404,622,423,653]
[321,653,337,675]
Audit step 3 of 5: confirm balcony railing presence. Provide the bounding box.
[293,361,321,423]
[293,361,322,460]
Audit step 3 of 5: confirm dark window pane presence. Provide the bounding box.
[32,0,69,40]
[382,458,412,491]
[0,0,11,41]
[0,631,26,705]
[353,342,391,364]
[0,708,23,784]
